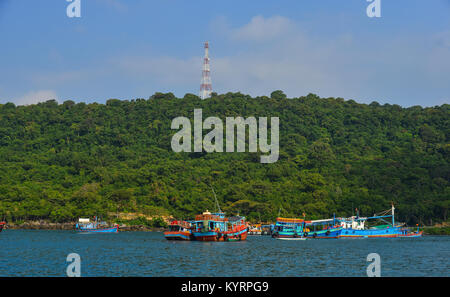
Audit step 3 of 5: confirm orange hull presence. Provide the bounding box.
[164,231,192,240]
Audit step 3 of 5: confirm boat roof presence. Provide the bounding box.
[194,213,227,222]
[170,220,191,227]
[276,217,309,223]
[306,218,335,225]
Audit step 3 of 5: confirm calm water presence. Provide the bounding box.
[0,230,448,277]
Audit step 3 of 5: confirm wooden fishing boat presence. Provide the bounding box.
[272,217,342,239]
[337,205,422,238]
[75,217,119,233]
[191,211,248,242]
[248,223,262,235]
[0,222,5,232]
[272,217,306,239]
[164,220,194,240]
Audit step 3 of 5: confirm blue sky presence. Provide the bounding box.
[0,0,449,106]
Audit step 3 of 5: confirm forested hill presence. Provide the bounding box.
[0,92,448,225]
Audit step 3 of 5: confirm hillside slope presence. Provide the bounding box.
[0,92,448,225]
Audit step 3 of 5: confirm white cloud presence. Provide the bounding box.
[230,15,296,42]
[14,90,58,106]
[207,16,367,99]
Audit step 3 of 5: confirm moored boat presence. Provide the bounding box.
[305,225,342,239]
[164,220,194,240]
[272,217,342,239]
[75,217,119,233]
[191,211,248,242]
[248,223,262,235]
[337,205,422,238]
[272,217,306,239]
[0,222,5,232]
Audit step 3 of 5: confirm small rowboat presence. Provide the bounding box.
[76,225,119,233]
[277,237,307,241]
[0,222,5,232]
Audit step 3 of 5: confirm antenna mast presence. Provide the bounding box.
[199,41,212,99]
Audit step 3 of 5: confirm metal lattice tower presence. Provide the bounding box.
[199,41,212,99]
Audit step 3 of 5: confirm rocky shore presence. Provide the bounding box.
[3,221,166,232]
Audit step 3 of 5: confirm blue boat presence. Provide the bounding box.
[272,217,342,239]
[75,217,119,233]
[337,205,422,238]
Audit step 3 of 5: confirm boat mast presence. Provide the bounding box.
[210,185,222,213]
[392,203,395,227]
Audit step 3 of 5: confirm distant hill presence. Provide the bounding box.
[0,91,448,225]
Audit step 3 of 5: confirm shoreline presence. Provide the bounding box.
[2,222,449,235]
[3,222,166,232]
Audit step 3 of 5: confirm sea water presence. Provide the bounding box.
[0,230,448,276]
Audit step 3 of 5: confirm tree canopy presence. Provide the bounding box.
[0,92,448,225]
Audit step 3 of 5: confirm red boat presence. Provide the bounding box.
[0,222,6,232]
[164,220,194,240]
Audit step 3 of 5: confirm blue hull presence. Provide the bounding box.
[77,226,119,233]
[340,227,401,238]
[306,227,342,238]
[274,227,342,239]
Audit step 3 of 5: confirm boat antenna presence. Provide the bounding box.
[210,185,222,213]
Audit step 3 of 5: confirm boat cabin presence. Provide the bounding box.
[168,220,191,232]
[274,217,307,233]
[192,211,228,232]
[338,216,366,230]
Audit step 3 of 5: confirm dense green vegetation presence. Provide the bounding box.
[0,92,448,226]
[423,226,450,235]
